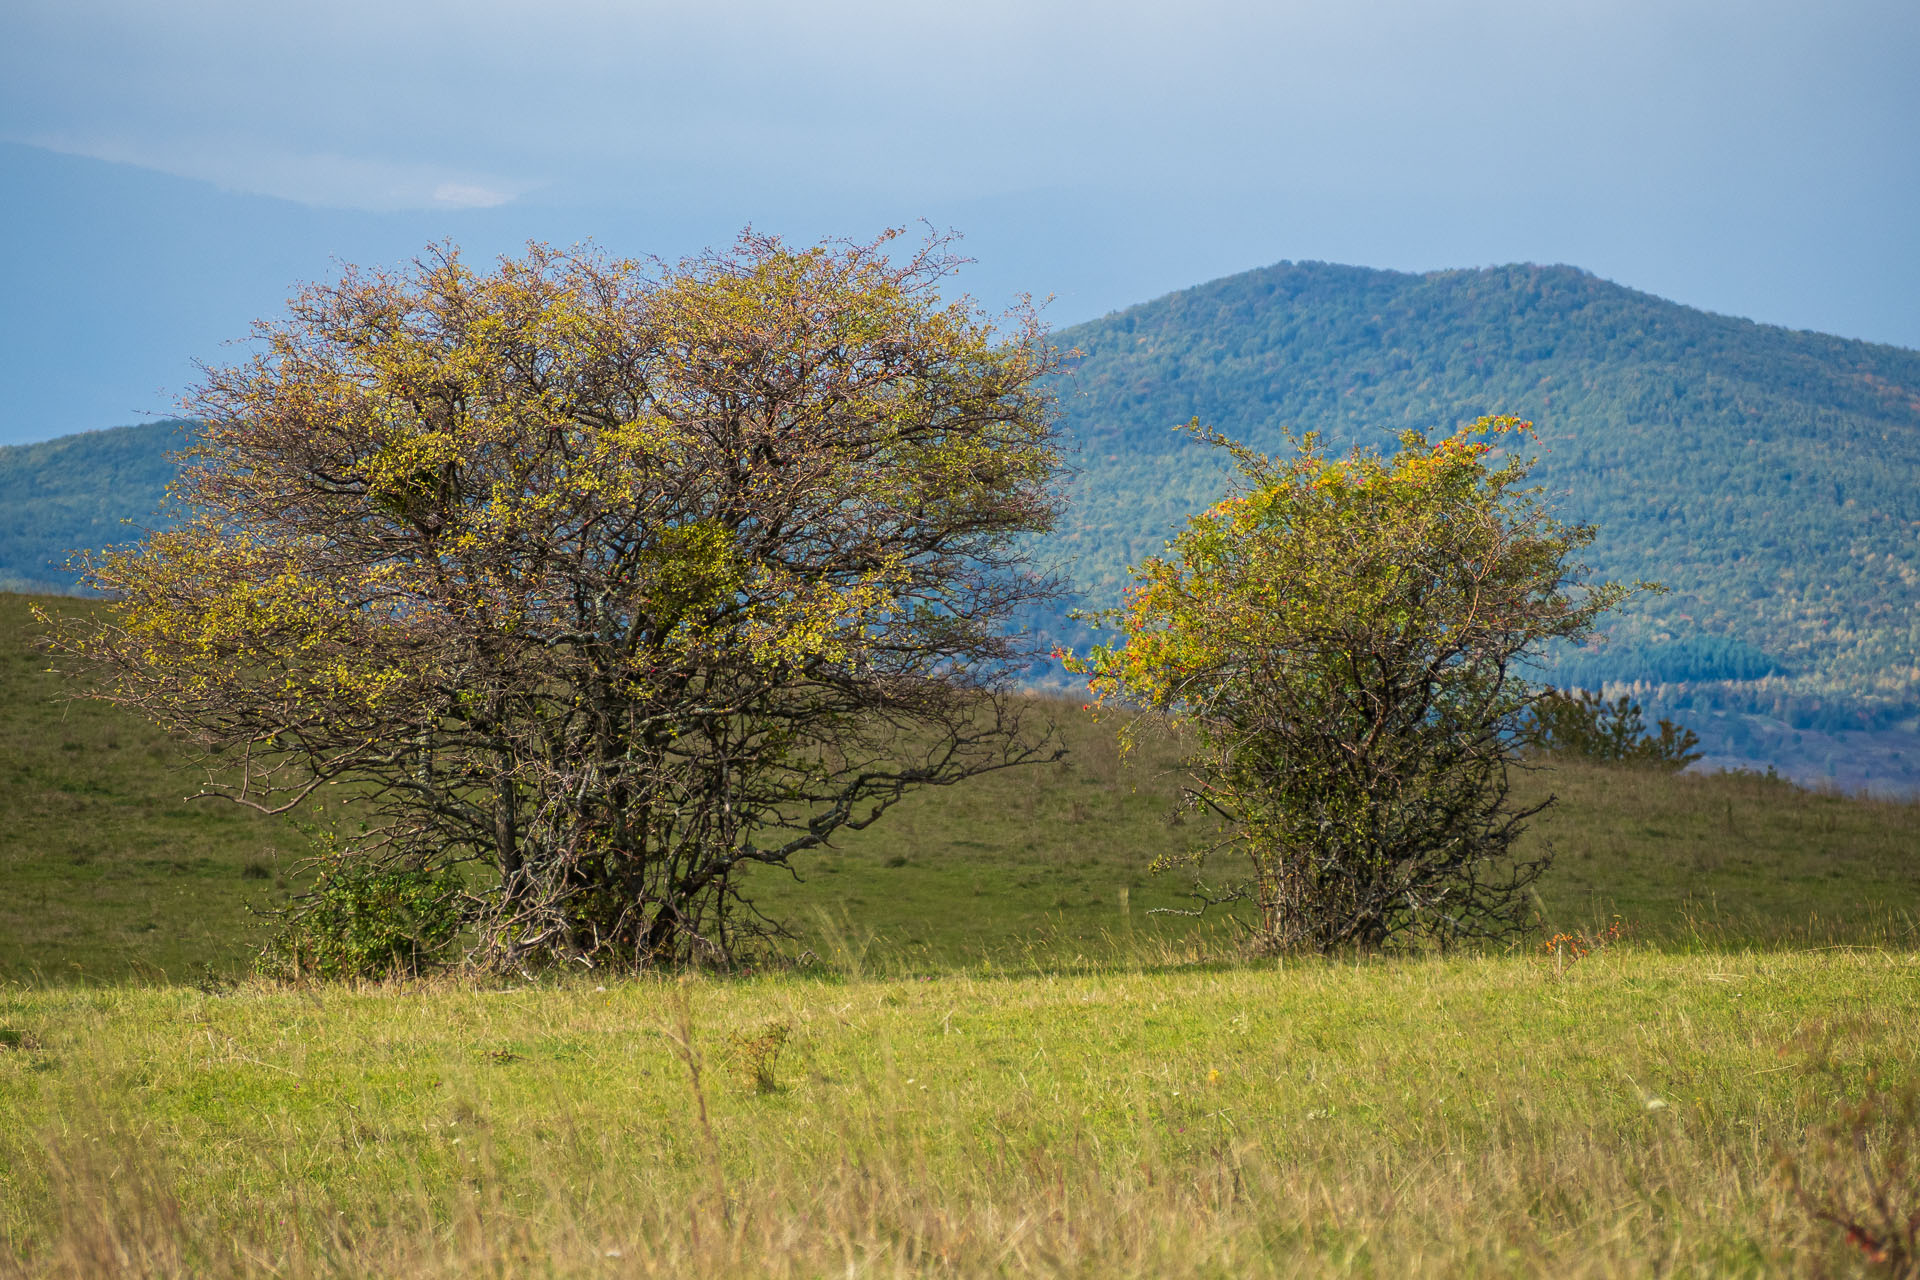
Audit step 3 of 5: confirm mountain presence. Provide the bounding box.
[0,420,188,592]
[5,262,1917,789]
[1038,263,1920,725]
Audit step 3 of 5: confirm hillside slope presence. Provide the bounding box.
[1046,262,1920,724]
[7,592,1919,980]
[0,420,188,592]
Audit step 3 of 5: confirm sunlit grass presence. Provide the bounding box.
[4,947,1917,1277]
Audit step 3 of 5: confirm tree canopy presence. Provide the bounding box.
[52,231,1067,969]
[1069,417,1634,952]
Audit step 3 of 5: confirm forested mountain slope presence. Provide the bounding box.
[0,420,188,593]
[1044,262,1920,730]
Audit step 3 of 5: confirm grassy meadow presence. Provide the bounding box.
[5,952,1918,1277]
[4,591,1920,1277]
[5,593,1917,981]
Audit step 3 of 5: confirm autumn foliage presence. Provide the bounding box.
[49,231,1066,969]
[1069,417,1637,952]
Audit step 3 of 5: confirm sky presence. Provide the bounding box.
[2,0,1917,444]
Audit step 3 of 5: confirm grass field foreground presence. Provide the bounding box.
[7,593,1920,1276]
[4,947,1919,1277]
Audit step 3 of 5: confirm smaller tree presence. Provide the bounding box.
[1068,417,1639,952]
[1527,689,1701,771]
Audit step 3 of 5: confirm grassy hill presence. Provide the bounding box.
[6,592,1916,983]
[5,591,1919,1276]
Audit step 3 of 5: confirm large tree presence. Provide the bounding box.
[1068,418,1636,952]
[55,231,1066,968]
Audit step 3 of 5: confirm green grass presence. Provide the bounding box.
[753,727,1920,967]
[4,950,1918,1276]
[6,591,1920,1275]
[5,591,1919,982]
[0,595,307,981]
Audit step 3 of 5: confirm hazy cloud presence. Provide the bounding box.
[2,0,1916,346]
[19,131,534,210]
[432,183,518,210]
[8,0,1915,211]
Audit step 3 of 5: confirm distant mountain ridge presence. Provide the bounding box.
[5,262,1917,788]
[1041,261,1920,727]
[0,420,188,593]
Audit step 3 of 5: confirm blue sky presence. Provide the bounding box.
[2,0,1916,444]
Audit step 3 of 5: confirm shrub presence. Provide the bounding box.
[1539,917,1629,977]
[728,1022,793,1093]
[1068,417,1638,953]
[258,858,466,981]
[1529,688,1701,771]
